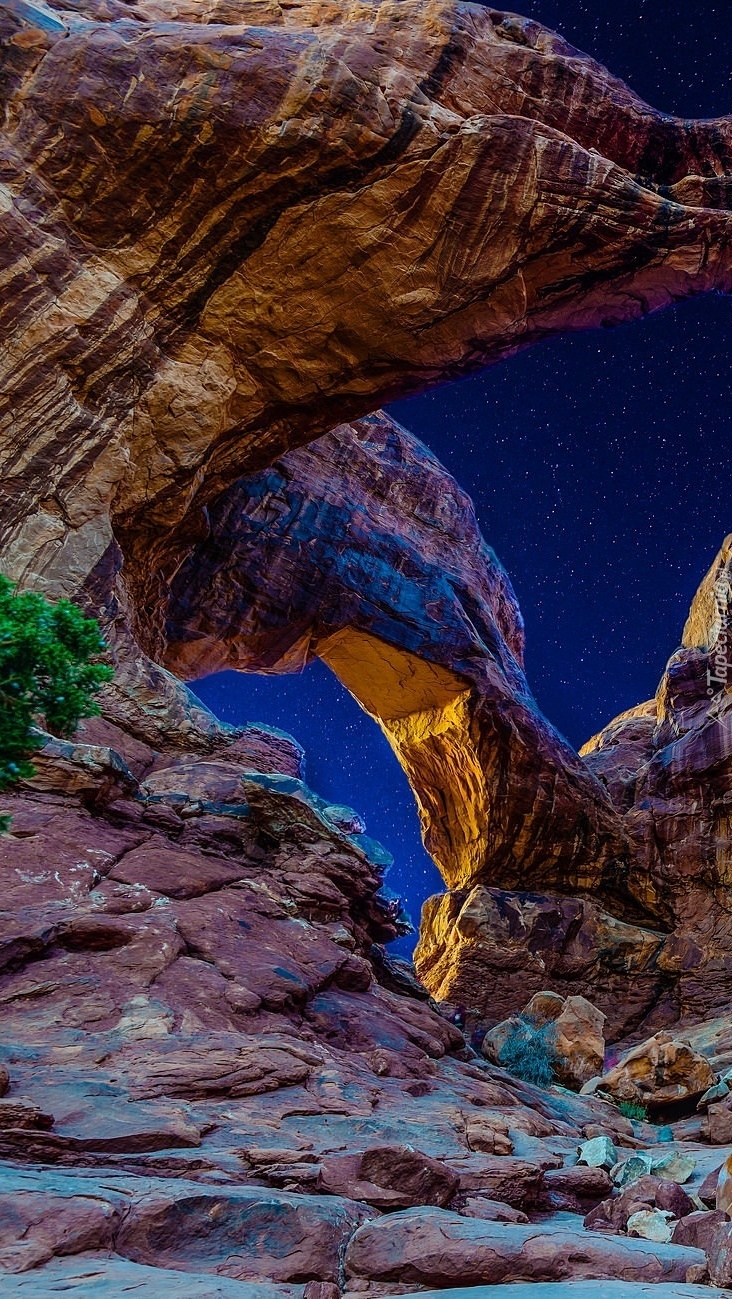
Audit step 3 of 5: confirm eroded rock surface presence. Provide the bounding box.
[0,701,662,1291]
[166,412,631,906]
[582,537,732,1023]
[2,0,732,659]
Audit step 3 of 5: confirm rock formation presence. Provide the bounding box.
[1,0,731,666]
[165,410,632,905]
[581,536,732,1024]
[417,536,732,1038]
[2,0,732,1290]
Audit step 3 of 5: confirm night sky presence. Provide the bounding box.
[195,0,732,953]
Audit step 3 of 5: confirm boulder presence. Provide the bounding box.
[544,1165,612,1212]
[482,992,605,1091]
[718,1153,732,1215]
[584,1175,693,1236]
[599,1033,716,1110]
[673,1209,728,1253]
[116,1184,369,1283]
[650,1151,696,1184]
[343,1206,707,1286]
[524,992,607,1089]
[465,1114,514,1156]
[699,1164,725,1209]
[702,1102,732,1144]
[612,1154,654,1188]
[444,1155,545,1209]
[578,1136,618,1171]
[317,1146,459,1210]
[457,1196,528,1224]
[626,1209,674,1244]
[707,1221,732,1287]
[697,1080,729,1109]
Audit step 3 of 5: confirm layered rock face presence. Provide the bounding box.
[1,659,678,1294]
[581,537,732,1023]
[165,410,631,905]
[416,538,732,1036]
[2,0,731,659]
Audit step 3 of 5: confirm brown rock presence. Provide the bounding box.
[445,1154,545,1209]
[109,843,248,899]
[699,1164,725,1209]
[317,1145,458,1210]
[717,1152,732,1214]
[0,1099,53,1131]
[702,1102,732,1144]
[465,1114,514,1156]
[512,991,606,1089]
[343,1206,707,1286]
[0,1188,120,1273]
[418,886,666,1036]
[544,1165,612,1212]
[582,536,732,1019]
[583,1175,693,1235]
[672,1209,728,1253]
[116,1184,369,1283]
[304,1286,341,1299]
[599,1032,716,1109]
[457,1196,528,1224]
[707,1222,732,1287]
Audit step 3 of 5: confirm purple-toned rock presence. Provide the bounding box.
[317,1145,458,1209]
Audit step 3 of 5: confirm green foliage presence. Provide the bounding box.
[618,1100,648,1121]
[497,1016,559,1089]
[0,576,112,811]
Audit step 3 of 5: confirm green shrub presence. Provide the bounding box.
[618,1100,648,1121]
[497,1016,559,1088]
[0,576,112,826]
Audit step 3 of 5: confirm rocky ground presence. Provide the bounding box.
[1,689,732,1297]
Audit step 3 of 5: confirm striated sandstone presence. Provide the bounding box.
[1,0,732,722]
[166,412,632,904]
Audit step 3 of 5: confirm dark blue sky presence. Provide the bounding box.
[196,1,732,952]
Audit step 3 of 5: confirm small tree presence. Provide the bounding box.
[0,576,113,826]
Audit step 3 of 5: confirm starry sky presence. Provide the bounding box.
[196,0,731,953]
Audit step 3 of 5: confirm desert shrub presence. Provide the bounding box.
[497,1016,559,1088]
[618,1100,648,1121]
[0,576,112,826]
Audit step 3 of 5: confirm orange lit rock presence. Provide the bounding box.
[598,1032,716,1111]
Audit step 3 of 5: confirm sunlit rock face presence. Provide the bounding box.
[1,0,731,660]
[415,886,670,1042]
[582,536,732,1022]
[166,411,632,903]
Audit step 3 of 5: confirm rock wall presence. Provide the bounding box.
[581,537,732,1024]
[416,538,732,1035]
[1,0,731,668]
